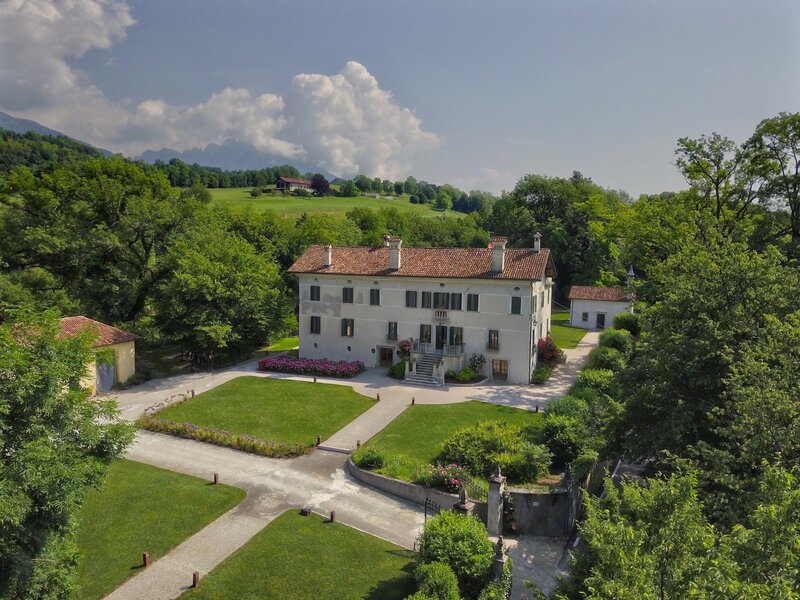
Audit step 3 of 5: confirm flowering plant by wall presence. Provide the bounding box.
[257,356,365,378]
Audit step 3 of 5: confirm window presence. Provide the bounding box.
[487,330,499,350]
[369,288,380,306]
[467,293,479,312]
[405,290,418,308]
[387,321,398,341]
[449,327,463,346]
[310,316,321,334]
[310,285,320,301]
[433,292,449,309]
[450,293,463,311]
[491,359,508,381]
[511,296,522,314]
[582,312,589,322]
[341,318,354,337]
[419,324,431,343]
[343,287,353,303]
[421,291,432,308]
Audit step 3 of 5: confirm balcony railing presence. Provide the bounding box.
[412,340,464,356]
[433,309,448,321]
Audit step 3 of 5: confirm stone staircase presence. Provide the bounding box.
[405,353,443,387]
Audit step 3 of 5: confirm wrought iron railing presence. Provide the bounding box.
[460,474,488,503]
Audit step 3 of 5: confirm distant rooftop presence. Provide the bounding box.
[568,286,628,302]
[59,316,140,347]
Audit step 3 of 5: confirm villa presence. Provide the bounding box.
[288,234,556,385]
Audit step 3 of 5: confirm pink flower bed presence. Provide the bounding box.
[258,356,365,378]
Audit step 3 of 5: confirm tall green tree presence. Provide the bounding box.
[551,466,800,600]
[0,158,204,322]
[154,218,287,363]
[0,311,133,598]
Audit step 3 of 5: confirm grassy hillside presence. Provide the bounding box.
[209,187,462,218]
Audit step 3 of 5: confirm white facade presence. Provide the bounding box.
[297,274,554,384]
[569,299,631,330]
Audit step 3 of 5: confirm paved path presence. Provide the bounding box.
[105,332,598,598]
[105,432,425,600]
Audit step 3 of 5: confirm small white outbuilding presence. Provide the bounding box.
[568,286,632,330]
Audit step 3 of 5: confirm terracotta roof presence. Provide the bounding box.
[288,244,556,281]
[568,286,629,302]
[277,176,312,185]
[59,316,140,347]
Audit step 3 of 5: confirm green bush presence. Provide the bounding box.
[598,328,633,353]
[405,593,435,600]
[586,346,627,372]
[477,557,513,599]
[389,361,406,379]
[457,367,478,383]
[418,511,494,599]
[544,395,589,421]
[531,365,551,384]
[292,189,312,197]
[612,311,640,336]
[509,443,551,482]
[415,562,461,600]
[542,415,587,468]
[573,369,615,396]
[571,449,599,482]
[445,369,459,380]
[353,447,385,469]
[249,187,262,198]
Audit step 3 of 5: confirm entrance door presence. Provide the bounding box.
[596,313,606,329]
[491,359,508,381]
[96,362,116,393]
[435,325,447,350]
[378,347,394,367]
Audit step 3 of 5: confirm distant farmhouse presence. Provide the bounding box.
[288,234,556,385]
[59,316,139,394]
[568,286,632,330]
[275,176,312,192]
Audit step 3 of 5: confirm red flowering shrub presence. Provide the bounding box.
[258,356,365,378]
[425,463,469,493]
[537,336,565,367]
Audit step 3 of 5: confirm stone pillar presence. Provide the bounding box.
[493,536,508,582]
[453,487,475,516]
[487,465,506,536]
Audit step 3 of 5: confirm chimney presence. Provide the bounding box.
[383,233,391,247]
[323,244,332,267]
[490,236,507,272]
[533,232,542,252]
[389,238,402,270]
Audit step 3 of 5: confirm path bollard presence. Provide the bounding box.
[213,473,219,485]
[313,376,317,383]
[377,393,380,401]
[317,433,321,446]
[535,405,539,413]
[142,552,150,568]
[191,389,195,398]
[330,510,336,523]
[356,440,361,449]
[411,396,415,405]
[192,571,201,588]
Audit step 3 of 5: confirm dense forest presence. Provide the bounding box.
[1,112,799,598]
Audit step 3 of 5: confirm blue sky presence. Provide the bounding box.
[1,0,798,194]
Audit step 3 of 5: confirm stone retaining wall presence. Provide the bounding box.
[346,458,488,521]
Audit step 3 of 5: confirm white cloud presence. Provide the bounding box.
[288,61,439,179]
[0,1,437,174]
[450,168,517,195]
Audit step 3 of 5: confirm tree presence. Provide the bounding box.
[341,179,358,197]
[746,112,800,258]
[155,218,286,365]
[0,311,133,598]
[549,466,800,600]
[0,158,203,322]
[404,175,418,195]
[354,175,373,193]
[434,193,452,211]
[310,173,330,196]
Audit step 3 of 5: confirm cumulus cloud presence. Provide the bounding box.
[451,168,517,195]
[0,0,437,174]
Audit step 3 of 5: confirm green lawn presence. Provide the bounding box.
[156,376,375,445]
[263,335,299,352]
[550,311,587,349]
[75,460,245,600]
[362,401,543,481]
[182,510,415,600]
[209,187,462,218]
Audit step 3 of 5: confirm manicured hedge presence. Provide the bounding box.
[137,414,309,458]
[258,356,365,378]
